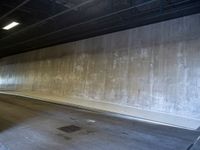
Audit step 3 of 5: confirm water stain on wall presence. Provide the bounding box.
[0,14,200,121]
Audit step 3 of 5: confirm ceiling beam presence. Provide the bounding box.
[0,0,31,21]
[0,0,94,42]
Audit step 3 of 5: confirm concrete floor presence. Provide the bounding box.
[0,94,199,150]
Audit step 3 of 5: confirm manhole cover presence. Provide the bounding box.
[58,125,81,133]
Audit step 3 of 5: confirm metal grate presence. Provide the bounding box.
[58,125,81,133]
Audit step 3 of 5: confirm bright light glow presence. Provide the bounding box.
[2,21,19,30]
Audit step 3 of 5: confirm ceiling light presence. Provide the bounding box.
[2,21,20,30]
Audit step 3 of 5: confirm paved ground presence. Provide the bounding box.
[0,94,199,150]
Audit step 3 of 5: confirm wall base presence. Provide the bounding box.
[0,91,199,130]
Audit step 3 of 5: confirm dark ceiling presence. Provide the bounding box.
[0,0,200,58]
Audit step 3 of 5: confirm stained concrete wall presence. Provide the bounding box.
[0,14,200,129]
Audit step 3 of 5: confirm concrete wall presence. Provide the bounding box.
[0,14,200,129]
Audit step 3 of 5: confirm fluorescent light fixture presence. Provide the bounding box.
[2,21,19,30]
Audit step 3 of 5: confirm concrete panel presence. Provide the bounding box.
[0,14,200,129]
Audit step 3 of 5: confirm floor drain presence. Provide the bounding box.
[58,125,81,133]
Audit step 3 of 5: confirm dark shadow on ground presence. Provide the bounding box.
[0,94,53,132]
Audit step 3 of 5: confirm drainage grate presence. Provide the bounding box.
[58,125,81,133]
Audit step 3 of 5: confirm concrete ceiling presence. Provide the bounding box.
[0,0,200,58]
